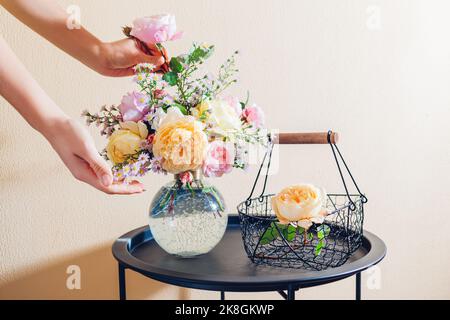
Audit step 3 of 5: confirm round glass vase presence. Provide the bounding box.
[148,170,228,258]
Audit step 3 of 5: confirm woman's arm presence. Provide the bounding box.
[0,35,144,194]
[0,0,164,76]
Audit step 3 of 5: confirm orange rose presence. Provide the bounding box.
[271,184,327,229]
[152,116,208,174]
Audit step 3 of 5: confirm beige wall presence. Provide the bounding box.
[1,0,450,299]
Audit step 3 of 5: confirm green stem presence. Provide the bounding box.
[159,188,173,209]
[186,182,196,197]
[206,188,224,212]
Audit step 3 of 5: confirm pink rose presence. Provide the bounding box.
[130,14,183,44]
[223,96,242,116]
[119,91,150,122]
[242,103,265,128]
[203,141,235,178]
[179,171,193,185]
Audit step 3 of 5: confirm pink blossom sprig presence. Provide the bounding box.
[82,105,122,137]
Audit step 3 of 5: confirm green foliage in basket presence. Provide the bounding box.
[259,223,331,256]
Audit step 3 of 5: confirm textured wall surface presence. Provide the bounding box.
[1,0,450,299]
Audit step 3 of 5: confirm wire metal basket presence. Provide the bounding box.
[237,131,367,271]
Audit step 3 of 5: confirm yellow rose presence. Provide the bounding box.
[153,117,208,174]
[106,130,142,164]
[271,184,327,229]
[119,121,148,139]
[192,101,210,122]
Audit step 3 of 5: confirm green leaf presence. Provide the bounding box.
[203,45,215,59]
[324,225,331,236]
[315,239,325,256]
[162,72,178,86]
[307,232,314,241]
[278,224,297,242]
[260,223,279,245]
[317,225,331,240]
[199,112,208,121]
[189,45,215,62]
[169,57,184,73]
[317,230,324,240]
[297,226,305,235]
[189,47,203,62]
[172,102,188,115]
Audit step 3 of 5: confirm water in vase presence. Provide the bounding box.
[149,178,228,257]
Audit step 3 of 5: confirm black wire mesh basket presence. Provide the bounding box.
[237,131,368,271]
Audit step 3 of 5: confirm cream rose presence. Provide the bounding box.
[106,130,143,164]
[120,121,149,139]
[271,184,327,229]
[152,108,208,174]
[207,99,241,137]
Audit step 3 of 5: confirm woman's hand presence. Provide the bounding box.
[1,1,167,78]
[44,117,145,194]
[96,38,166,77]
[0,1,156,194]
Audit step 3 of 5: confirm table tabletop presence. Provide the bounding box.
[112,215,386,293]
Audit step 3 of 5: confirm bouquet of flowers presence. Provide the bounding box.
[82,14,267,187]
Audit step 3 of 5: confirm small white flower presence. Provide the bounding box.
[133,63,156,72]
[134,72,147,82]
[162,95,174,105]
[122,165,131,175]
[130,162,140,176]
[138,153,150,163]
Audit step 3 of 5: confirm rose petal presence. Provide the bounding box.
[170,31,184,41]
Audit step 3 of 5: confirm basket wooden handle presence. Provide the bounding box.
[272,132,339,144]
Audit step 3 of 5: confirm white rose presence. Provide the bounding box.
[207,99,242,137]
[159,107,185,126]
[151,106,187,131]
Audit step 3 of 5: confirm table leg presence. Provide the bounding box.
[119,263,127,300]
[355,272,361,300]
[277,290,288,299]
[220,291,225,300]
[287,285,296,300]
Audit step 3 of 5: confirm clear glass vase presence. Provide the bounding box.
[148,170,228,258]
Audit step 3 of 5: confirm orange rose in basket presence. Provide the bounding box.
[271,184,328,229]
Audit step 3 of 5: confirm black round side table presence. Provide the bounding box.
[112,215,386,300]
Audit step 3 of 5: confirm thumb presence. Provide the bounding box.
[84,148,113,187]
[134,53,165,67]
